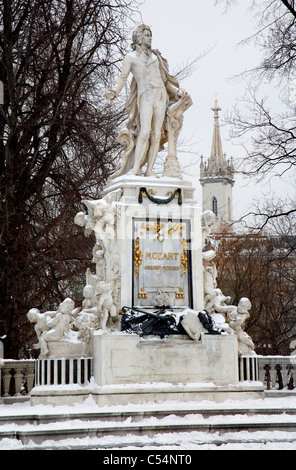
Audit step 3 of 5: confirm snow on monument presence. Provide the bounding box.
[28,25,262,406]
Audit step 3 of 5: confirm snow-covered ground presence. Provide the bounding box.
[1,395,296,450]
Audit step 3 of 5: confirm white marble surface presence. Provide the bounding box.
[92,332,239,387]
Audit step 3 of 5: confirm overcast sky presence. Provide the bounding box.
[127,0,294,221]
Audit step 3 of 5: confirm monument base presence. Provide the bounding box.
[89,332,264,405]
[29,332,264,406]
[30,381,264,407]
[91,381,264,407]
[30,384,93,407]
[92,332,240,387]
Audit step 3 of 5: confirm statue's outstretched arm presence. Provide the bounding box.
[104,55,132,100]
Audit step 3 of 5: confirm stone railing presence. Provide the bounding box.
[0,357,93,398]
[35,357,92,386]
[258,355,296,390]
[239,355,296,391]
[238,356,259,382]
[1,355,296,398]
[0,360,35,398]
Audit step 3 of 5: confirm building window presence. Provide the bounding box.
[212,197,218,217]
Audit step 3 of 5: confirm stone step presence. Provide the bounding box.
[9,431,296,450]
[1,397,296,449]
[1,404,296,426]
[1,410,296,448]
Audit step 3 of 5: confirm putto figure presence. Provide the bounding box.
[104,24,191,178]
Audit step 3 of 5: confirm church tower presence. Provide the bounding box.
[200,99,235,227]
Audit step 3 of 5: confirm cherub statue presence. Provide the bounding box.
[203,265,218,313]
[73,311,100,343]
[96,281,118,330]
[226,298,255,355]
[93,200,116,242]
[82,284,95,311]
[201,210,217,247]
[29,298,75,357]
[27,308,56,354]
[213,288,232,314]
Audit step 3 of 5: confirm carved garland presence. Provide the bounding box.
[134,237,143,279]
[180,239,189,276]
[141,221,183,242]
[138,187,182,205]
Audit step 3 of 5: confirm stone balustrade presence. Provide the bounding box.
[258,356,296,390]
[0,360,35,397]
[1,355,296,398]
[238,356,259,382]
[239,355,296,390]
[35,357,92,386]
[0,358,93,398]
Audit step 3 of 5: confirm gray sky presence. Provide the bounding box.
[131,0,294,221]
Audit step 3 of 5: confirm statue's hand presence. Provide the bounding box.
[175,88,188,100]
[104,90,117,101]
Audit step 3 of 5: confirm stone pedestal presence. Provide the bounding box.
[45,341,91,359]
[93,332,239,386]
[102,174,204,312]
[90,332,263,406]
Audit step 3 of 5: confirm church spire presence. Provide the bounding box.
[210,99,224,173]
[200,99,234,180]
[199,98,235,226]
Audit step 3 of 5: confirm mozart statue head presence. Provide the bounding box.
[131,24,152,51]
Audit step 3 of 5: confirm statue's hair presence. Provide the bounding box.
[131,24,151,50]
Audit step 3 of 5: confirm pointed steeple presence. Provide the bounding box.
[209,99,224,174]
[199,98,235,227]
[200,99,234,180]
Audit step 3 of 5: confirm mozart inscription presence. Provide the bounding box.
[133,219,192,307]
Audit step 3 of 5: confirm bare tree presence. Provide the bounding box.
[214,225,296,355]
[214,0,296,229]
[0,0,139,358]
[212,1,296,355]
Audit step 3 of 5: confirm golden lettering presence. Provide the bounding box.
[145,252,179,261]
[144,265,181,270]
